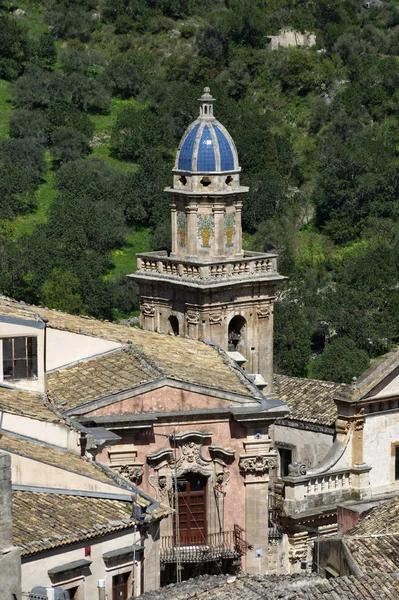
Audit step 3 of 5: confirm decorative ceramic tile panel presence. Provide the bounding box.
[224,212,236,248]
[197,213,214,248]
[177,212,187,248]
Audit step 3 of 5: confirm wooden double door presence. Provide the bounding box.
[177,473,207,545]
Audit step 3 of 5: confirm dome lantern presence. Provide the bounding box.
[172,87,241,193]
[198,86,215,119]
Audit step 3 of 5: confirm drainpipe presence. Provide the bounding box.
[98,579,106,600]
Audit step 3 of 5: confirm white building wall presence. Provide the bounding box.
[272,423,334,469]
[1,413,79,453]
[363,410,399,495]
[6,453,131,497]
[46,329,122,372]
[21,529,142,599]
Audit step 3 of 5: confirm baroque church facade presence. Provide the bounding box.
[132,88,284,388]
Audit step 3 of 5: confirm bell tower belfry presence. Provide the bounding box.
[131,88,284,389]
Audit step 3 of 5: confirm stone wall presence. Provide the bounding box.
[267,29,316,51]
[0,451,21,600]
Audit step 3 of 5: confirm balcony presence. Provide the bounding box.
[160,527,247,563]
[135,251,280,284]
[282,463,372,517]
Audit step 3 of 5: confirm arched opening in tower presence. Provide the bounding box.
[228,316,246,352]
[168,315,179,336]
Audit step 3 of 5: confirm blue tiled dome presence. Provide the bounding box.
[175,89,239,173]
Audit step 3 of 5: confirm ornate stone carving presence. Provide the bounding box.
[256,305,271,319]
[186,310,200,325]
[209,313,222,324]
[115,464,144,484]
[287,461,307,476]
[239,455,277,475]
[288,547,307,564]
[176,441,209,469]
[214,467,231,498]
[142,303,155,317]
[149,473,173,504]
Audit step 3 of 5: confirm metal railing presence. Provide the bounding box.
[160,529,243,563]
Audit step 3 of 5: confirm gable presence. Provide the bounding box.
[81,383,260,418]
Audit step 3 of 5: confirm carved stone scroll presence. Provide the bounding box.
[142,303,155,317]
[239,455,277,475]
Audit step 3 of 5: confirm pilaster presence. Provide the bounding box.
[239,436,277,574]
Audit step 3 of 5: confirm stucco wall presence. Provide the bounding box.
[1,413,79,453]
[363,410,399,494]
[21,529,142,599]
[272,422,334,469]
[46,329,122,371]
[86,385,255,417]
[96,419,248,538]
[6,452,131,497]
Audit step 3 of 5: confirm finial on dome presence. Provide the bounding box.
[198,86,215,119]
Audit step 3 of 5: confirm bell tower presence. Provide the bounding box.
[131,88,284,390]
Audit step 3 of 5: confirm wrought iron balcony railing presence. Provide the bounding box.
[160,528,246,563]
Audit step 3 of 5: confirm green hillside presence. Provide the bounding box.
[1,0,399,381]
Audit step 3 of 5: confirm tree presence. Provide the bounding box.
[274,303,313,377]
[309,337,370,383]
[41,268,86,314]
[0,15,29,80]
[50,127,91,164]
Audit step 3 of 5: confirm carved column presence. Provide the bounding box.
[239,436,277,574]
[186,203,198,257]
[235,199,243,256]
[212,202,225,257]
[170,198,177,255]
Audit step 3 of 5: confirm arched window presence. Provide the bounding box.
[168,315,179,336]
[228,316,246,351]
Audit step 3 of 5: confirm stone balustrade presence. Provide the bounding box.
[282,463,371,516]
[135,251,278,281]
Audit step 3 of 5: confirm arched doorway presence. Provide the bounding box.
[228,315,246,352]
[168,315,179,336]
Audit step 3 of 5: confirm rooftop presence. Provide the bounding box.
[0,386,59,422]
[0,297,265,404]
[0,430,122,487]
[136,572,399,599]
[12,490,136,556]
[343,496,399,574]
[47,347,156,411]
[273,375,349,427]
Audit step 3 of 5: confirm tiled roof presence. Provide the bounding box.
[47,348,156,410]
[273,375,348,426]
[343,497,399,574]
[348,496,399,535]
[0,297,261,402]
[0,386,60,422]
[0,431,118,486]
[12,490,136,556]
[137,572,399,599]
[346,535,399,574]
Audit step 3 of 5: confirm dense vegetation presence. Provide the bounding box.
[1,0,399,382]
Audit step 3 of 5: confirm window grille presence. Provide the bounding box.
[2,336,38,381]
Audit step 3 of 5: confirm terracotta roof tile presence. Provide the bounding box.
[348,497,399,536]
[47,348,156,410]
[343,497,399,574]
[0,431,118,486]
[137,573,399,599]
[273,375,349,426]
[12,490,136,556]
[0,297,260,401]
[0,386,60,422]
